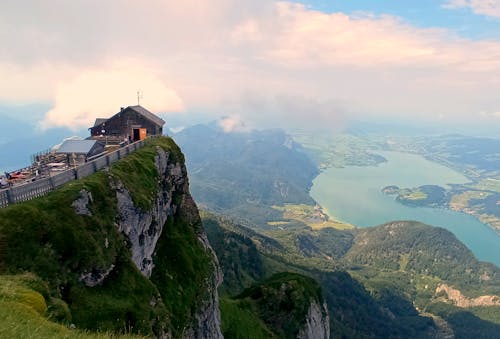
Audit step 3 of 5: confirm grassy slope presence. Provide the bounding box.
[220,272,324,339]
[0,137,213,338]
[0,274,144,339]
[220,298,277,339]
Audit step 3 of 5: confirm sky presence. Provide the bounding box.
[1,0,500,132]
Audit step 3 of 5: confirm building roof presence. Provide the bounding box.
[56,140,99,154]
[128,105,165,126]
[93,118,108,127]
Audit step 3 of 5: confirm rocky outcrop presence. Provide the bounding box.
[79,264,115,287]
[72,189,93,216]
[113,144,224,338]
[114,147,184,277]
[298,301,330,339]
[185,234,223,339]
[435,284,500,307]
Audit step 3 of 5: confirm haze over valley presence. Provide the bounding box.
[1,0,500,338]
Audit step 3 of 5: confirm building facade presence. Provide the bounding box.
[89,105,165,141]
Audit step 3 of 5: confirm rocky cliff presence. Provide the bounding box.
[0,137,223,338]
[113,141,223,338]
[224,272,330,338]
[298,301,330,339]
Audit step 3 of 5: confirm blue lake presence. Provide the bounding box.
[310,151,500,266]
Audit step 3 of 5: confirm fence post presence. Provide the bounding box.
[6,189,13,205]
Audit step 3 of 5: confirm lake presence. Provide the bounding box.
[310,151,500,266]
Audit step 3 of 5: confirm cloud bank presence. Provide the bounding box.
[39,62,184,130]
[0,0,499,129]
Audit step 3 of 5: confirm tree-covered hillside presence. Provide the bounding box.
[204,212,500,338]
[203,213,444,338]
[174,124,318,225]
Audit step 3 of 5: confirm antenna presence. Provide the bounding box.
[137,90,143,105]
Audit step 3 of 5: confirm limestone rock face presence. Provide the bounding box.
[114,147,178,277]
[185,232,224,339]
[298,301,330,339]
[112,145,223,338]
[79,264,115,287]
[72,189,93,216]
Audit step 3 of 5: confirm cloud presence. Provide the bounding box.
[235,3,445,67]
[479,110,500,118]
[443,0,500,18]
[39,61,184,130]
[217,116,251,133]
[0,0,499,129]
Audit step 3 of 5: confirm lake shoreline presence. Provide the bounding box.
[310,151,500,266]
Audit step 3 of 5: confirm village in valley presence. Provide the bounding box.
[0,105,165,203]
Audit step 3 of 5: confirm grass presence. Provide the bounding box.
[448,190,500,233]
[234,272,324,338]
[398,253,410,272]
[110,137,184,211]
[449,190,492,210]
[68,251,168,336]
[272,204,353,230]
[0,170,120,286]
[0,274,146,339]
[267,221,290,226]
[467,306,500,325]
[291,132,385,169]
[220,298,276,339]
[469,178,500,193]
[0,136,208,337]
[404,191,427,200]
[150,214,213,338]
[399,189,427,201]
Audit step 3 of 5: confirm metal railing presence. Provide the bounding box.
[0,138,151,208]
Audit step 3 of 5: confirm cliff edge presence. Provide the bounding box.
[0,137,222,338]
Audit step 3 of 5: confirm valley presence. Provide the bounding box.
[175,123,500,338]
[1,125,499,338]
[3,1,500,337]
[310,150,500,266]
[293,131,500,237]
[382,134,500,235]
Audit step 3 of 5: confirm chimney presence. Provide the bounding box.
[120,107,125,112]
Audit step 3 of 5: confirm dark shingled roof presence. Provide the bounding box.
[89,105,165,131]
[128,105,165,126]
[93,118,108,127]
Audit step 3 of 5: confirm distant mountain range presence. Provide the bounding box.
[175,123,500,338]
[174,123,318,225]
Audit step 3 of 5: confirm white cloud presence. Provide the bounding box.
[479,110,500,118]
[0,0,499,129]
[443,0,500,18]
[217,116,251,133]
[39,61,184,130]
